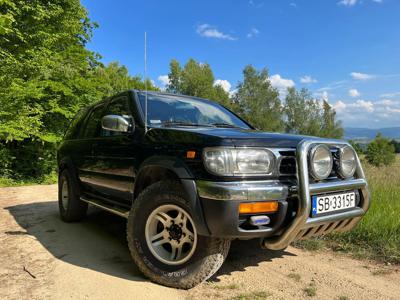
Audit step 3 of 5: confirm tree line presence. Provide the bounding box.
[0,0,345,184]
[165,59,343,138]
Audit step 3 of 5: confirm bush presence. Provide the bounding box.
[349,140,364,155]
[366,133,396,167]
[390,139,400,153]
[0,140,57,182]
[0,144,14,178]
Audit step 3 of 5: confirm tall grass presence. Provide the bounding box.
[314,156,400,264]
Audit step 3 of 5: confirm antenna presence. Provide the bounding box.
[144,31,148,133]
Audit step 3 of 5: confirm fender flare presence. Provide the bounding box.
[135,156,210,236]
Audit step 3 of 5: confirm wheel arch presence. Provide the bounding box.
[134,156,210,236]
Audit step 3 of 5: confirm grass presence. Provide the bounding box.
[212,283,240,290]
[296,155,400,264]
[287,273,301,282]
[0,172,57,187]
[231,291,271,300]
[303,282,317,297]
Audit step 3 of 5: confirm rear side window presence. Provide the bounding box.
[64,108,88,140]
[82,104,106,139]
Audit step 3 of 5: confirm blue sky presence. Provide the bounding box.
[81,0,400,128]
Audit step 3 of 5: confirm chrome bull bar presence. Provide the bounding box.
[263,139,371,250]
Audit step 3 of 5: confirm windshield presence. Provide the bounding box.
[137,93,251,129]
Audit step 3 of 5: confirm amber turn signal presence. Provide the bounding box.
[239,201,279,214]
[186,151,196,159]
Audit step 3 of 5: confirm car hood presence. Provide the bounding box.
[146,127,324,148]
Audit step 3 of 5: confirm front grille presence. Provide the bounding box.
[278,150,296,176]
[279,156,296,175]
[278,147,346,181]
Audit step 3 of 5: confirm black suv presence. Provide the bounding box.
[57,90,370,289]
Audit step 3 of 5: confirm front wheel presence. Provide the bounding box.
[127,181,230,289]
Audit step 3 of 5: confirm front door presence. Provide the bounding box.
[78,95,138,206]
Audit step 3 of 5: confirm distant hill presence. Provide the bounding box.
[344,127,400,141]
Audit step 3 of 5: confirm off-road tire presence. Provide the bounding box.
[127,180,231,289]
[58,169,88,222]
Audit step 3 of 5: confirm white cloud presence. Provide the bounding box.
[158,75,169,87]
[300,75,317,84]
[214,79,232,93]
[333,100,347,112]
[334,99,374,113]
[333,98,400,127]
[247,28,260,39]
[249,0,264,7]
[348,89,360,97]
[290,2,297,8]
[338,0,357,6]
[339,0,383,6]
[196,24,236,41]
[269,74,295,97]
[314,90,330,102]
[380,91,400,98]
[350,72,375,80]
[355,99,374,112]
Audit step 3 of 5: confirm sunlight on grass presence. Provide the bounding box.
[298,155,400,264]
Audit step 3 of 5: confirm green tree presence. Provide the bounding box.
[284,88,322,136]
[0,1,153,181]
[166,58,231,107]
[233,65,283,131]
[320,100,343,138]
[166,59,182,94]
[94,62,159,98]
[366,133,396,167]
[0,0,102,142]
[283,87,343,138]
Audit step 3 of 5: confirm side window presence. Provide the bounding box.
[101,97,132,137]
[82,104,106,139]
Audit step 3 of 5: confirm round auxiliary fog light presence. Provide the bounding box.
[309,144,333,180]
[337,145,357,179]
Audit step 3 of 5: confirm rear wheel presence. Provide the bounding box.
[58,169,88,222]
[127,180,230,289]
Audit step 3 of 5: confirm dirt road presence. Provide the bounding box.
[1,185,399,300]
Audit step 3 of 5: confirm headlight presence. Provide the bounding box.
[203,147,275,176]
[337,145,356,179]
[309,144,333,180]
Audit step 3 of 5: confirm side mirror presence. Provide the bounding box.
[101,115,133,133]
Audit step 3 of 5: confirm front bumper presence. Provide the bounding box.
[197,180,291,238]
[196,139,371,248]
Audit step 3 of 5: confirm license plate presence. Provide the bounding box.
[311,191,356,216]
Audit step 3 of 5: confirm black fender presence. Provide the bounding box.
[137,155,194,179]
[135,156,210,236]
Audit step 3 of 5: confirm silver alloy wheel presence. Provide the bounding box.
[61,180,69,211]
[145,204,197,265]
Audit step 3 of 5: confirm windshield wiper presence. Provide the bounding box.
[161,121,206,127]
[211,122,242,128]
